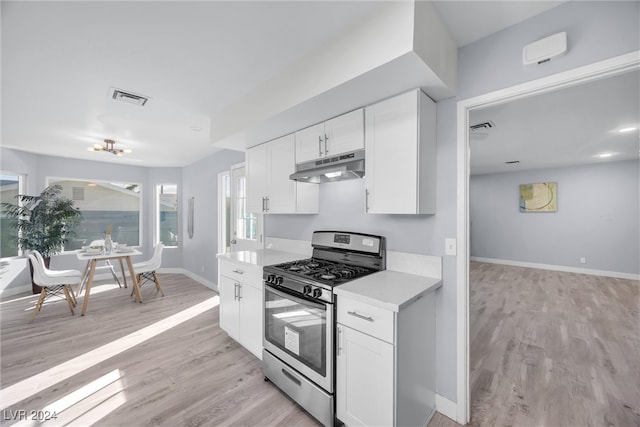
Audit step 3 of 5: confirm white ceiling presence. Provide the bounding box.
[470,70,640,175]
[2,1,571,168]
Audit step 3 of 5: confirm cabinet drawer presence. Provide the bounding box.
[219,260,262,287]
[337,296,394,344]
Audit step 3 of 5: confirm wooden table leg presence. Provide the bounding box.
[126,256,143,303]
[78,260,90,296]
[118,258,128,288]
[81,260,97,316]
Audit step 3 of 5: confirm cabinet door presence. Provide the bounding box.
[246,143,269,213]
[295,122,325,163]
[365,91,419,214]
[266,134,297,213]
[247,144,269,213]
[219,275,240,341]
[336,324,394,427]
[239,282,263,359]
[325,109,364,157]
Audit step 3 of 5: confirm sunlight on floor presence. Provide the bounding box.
[1,296,220,411]
[12,369,126,427]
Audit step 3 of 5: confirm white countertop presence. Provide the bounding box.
[334,270,442,312]
[217,249,304,267]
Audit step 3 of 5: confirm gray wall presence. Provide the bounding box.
[470,160,640,275]
[181,149,245,286]
[458,1,640,99]
[0,147,182,291]
[267,0,640,404]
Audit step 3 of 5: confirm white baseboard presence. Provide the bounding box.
[178,269,218,291]
[435,393,457,423]
[0,284,32,298]
[470,257,639,281]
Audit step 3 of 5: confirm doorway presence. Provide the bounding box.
[218,163,263,255]
[456,51,640,424]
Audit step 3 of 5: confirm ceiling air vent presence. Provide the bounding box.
[108,87,149,106]
[470,121,495,131]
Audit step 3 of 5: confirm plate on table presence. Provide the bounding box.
[116,247,134,253]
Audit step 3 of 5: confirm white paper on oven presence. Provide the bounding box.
[284,326,300,355]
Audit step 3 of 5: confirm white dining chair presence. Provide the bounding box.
[29,251,81,321]
[131,243,165,297]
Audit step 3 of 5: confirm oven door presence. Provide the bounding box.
[264,284,333,392]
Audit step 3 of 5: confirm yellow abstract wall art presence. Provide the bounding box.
[519,182,557,212]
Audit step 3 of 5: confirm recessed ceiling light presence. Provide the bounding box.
[618,126,638,133]
[597,153,613,158]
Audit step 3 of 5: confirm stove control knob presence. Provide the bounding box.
[275,276,284,286]
[303,285,312,295]
[266,274,276,284]
[312,288,322,299]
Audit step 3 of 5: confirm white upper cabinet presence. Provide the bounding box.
[364,89,436,214]
[295,109,364,164]
[247,134,318,214]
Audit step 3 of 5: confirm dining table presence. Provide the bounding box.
[76,247,144,315]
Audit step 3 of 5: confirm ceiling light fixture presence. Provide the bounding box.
[597,153,613,158]
[88,139,132,156]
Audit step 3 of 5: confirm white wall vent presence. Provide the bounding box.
[108,87,150,106]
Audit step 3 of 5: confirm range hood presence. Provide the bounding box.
[290,150,365,184]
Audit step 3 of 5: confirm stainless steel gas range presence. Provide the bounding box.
[262,231,386,426]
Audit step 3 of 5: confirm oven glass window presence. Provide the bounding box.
[264,287,326,376]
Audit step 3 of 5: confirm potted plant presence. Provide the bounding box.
[1,184,82,293]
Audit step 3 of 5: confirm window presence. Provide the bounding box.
[156,184,178,247]
[0,173,24,258]
[234,175,257,241]
[48,179,142,250]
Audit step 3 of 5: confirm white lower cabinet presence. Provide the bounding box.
[336,292,436,427]
[336,324,394,426]
[218,260,263,359]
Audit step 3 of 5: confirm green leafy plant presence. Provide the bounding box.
[1,184,82,258]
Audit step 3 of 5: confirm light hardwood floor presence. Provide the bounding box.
[467,262,640,426]
[0,274,319,426]
[2,266,637,427]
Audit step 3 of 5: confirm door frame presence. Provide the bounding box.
[455,50,640,424]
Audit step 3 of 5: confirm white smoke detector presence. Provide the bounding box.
[523,32,567,66]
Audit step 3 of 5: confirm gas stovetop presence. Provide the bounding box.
[263,231,386,303]
[268,258,378,287]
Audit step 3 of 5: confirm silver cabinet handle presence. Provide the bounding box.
[324,134,329,155]
[262,196,266,212]
[266,196,269,212]
[233,283,238,300]
[347,310,374,322]
[337,325,343,356]
[233,269,244,274]
[365,189,370,212]
[318,135,323,157]
[237,283,242,300]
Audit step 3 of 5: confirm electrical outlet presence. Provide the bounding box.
[580,257,586,264]
[445,238,457,256]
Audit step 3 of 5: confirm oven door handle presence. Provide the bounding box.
[265,284,328,310]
